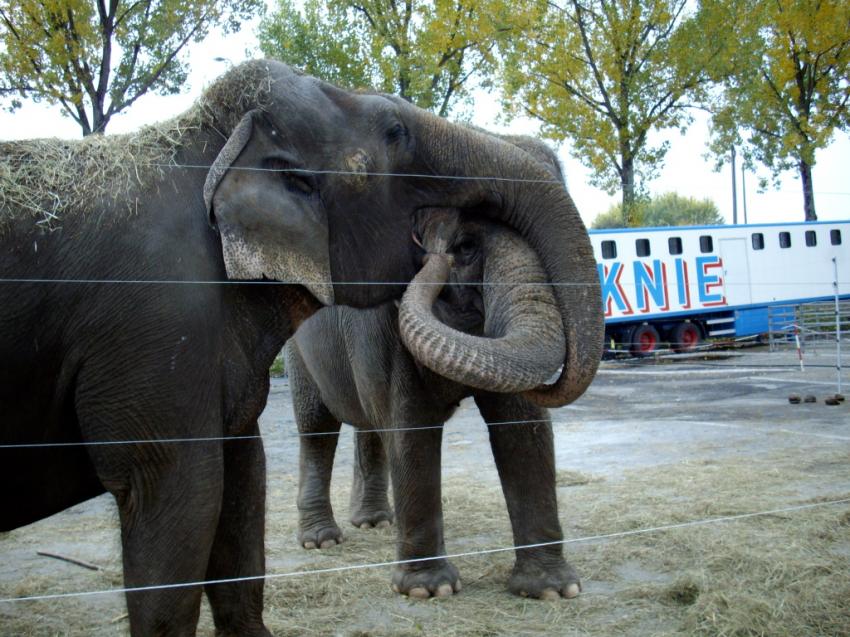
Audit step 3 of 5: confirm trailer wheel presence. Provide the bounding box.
[629,323,660,356]
[670,321,703,353]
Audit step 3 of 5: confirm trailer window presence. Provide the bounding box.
[831,229,842,245]
[699,235,714,253]
[601,240,617,259]
[636,238,650,257]
[805,230,817,247]
[751,233,764,250]
[779,231,791,248]
[668,237,682,255]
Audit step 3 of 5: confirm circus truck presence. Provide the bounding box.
[588,220,850,355]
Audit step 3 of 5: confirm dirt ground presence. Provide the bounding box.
[1,346,848,636]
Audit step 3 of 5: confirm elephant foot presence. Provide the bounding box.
[508,559,581,600]
[350,502,393,530]
[298,515,343,549]
[391,560,461,599]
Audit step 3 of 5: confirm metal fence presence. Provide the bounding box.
[767,299,850,352]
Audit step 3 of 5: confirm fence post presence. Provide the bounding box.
[834,257,842,395]
[795,324,804,372]
[767,307,772,351]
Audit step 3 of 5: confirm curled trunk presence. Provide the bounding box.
[399,229,566,394]
[399,103,604,406]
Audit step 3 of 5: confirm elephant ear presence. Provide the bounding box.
[203,111,256,226]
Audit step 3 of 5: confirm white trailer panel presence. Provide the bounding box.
[587,220,849,353]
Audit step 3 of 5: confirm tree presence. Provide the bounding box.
[708,0,850,221]
[502,0,733,225]
[258,0,514,117]
[591,192,724,229]
[0,0,261,136]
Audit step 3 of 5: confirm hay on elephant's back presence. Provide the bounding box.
[0,60,276,231]
[0,128,187,229]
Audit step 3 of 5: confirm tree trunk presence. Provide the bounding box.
[90,104,109,135]
[799,159,817,221]
[76,108,92,136]
[621,155,637,227]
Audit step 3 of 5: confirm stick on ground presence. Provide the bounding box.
[36,551,100,571]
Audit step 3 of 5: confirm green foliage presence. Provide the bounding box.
[258,0,513,117]
[256,0,369,91]
[502,0,733,224]
[591,192,724,229]
[0,0,262,135]
[706,0,850,221]
[269,353,286,377]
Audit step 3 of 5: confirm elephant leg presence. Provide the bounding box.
[77,385,223,635]
[297,416,343,549]
[287,347,343,549]
[386,424,460,598]
[474,392,580,600]
[350,430,393,529]
[114,451,221,636]
[204,422,272,637]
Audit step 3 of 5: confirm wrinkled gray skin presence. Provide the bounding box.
[1,60,600,636]
[285,209,578,600]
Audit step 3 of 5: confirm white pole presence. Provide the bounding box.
[834,258,842,395]
[731,146,738,224]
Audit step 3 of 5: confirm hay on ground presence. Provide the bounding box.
[1,436,848,636]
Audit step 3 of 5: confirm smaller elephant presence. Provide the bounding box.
[285,208,579,600]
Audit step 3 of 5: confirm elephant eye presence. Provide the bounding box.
[454,238,478,262]
[265,157,316,196]
[385,122,406,143]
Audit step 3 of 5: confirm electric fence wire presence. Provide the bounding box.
[0,341,846,450]
[0,278,840,287]
[5,154,850,198]
[1,406,847,448]
[1,496,848,605]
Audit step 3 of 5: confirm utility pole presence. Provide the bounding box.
[731,146,738,224]
[741,162,748,225]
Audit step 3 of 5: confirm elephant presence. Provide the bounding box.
[286,206,578,599]
[0,59,602,635]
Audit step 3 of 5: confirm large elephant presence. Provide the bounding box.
[0,60,602,635]
[286,207,578,599]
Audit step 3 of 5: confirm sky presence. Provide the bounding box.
[2,21,848,230]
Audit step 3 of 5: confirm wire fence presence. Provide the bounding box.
[1,165,848,621]
[7,154,850,199]
[3,395,847,451]
[0,352,850,604]
[0,326,847,620]
[2,496,848,605]
[1,277,841,287]
[0,302,845,452]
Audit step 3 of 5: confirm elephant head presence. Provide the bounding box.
[399,208,566,396]
[203,61,602,406]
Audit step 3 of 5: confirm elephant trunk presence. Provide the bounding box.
[399,102,604,406]
[399,228,566,393]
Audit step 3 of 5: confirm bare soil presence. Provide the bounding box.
[2,346,848,636]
